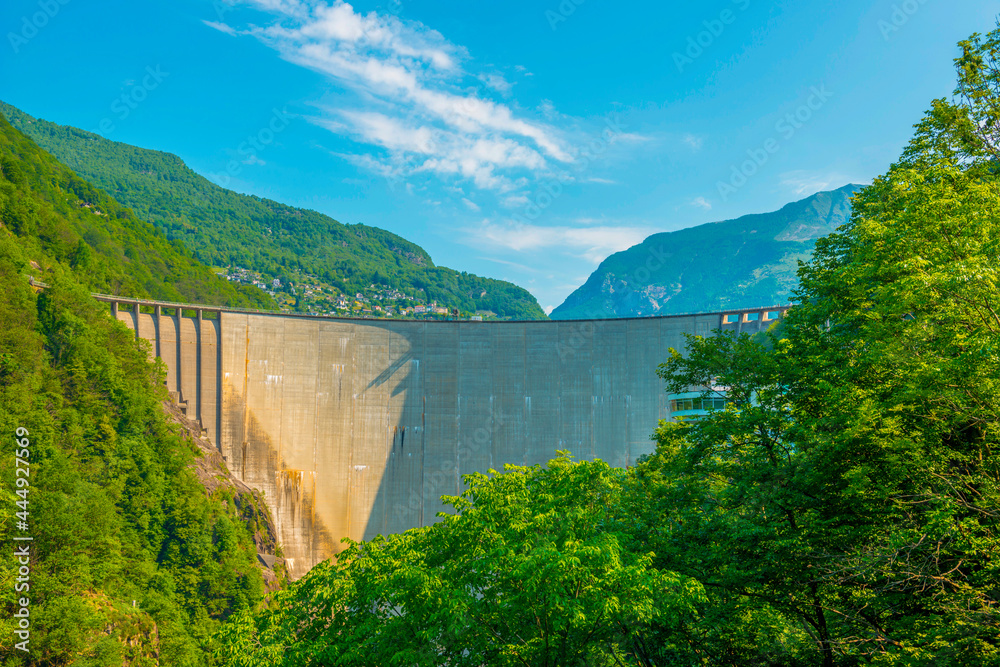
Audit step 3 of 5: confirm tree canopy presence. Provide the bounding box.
[640,24,1000,666]
[219,455,705,667]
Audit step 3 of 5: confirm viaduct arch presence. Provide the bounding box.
[96,295,787,579]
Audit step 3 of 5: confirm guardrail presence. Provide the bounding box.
[30,275,792,324]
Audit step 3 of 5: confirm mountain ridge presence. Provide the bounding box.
[0,101,546,320]
[551,184,863,319]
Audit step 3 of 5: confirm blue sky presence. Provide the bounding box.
[2,0,997,311]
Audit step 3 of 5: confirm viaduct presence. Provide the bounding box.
[96,295,787,579]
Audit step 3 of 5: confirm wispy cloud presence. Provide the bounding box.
[690,196,711,210]
[682,133,703,151]
[224,0,578,193]
[203,20,238,36]
[479,256,540,273]
[779,170,851,196]
[478,72,513,95]
[464,220,657,264]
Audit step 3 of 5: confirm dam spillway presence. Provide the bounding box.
[98,296,787,579]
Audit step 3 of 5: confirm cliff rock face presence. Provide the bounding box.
[163,399,287,592]
[551,184,862,319]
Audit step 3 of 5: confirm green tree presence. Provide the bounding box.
[637,23,1000,667]
[221,456,704,667]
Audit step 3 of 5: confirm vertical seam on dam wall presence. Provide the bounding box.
[241,320,250,480]
[217,325,223,451]
[154,307,161,360]
[196,313,202,428]
[175,310,182,401]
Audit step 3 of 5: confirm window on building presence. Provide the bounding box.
[670,397,728,412]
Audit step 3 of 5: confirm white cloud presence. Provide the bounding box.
[537,100,557,120]
[203,20,238,36]
[462,198,480,212]
[584,177,616,184]
[335,111,437,153]
[238,0,575,192]
[501,194,530,208]
[690,196,711,210]
[242,154,267,166]
[479,256,540,273]
[478,72,512,95]
[682,133,703,151]
[617,132,651,144]
[779,170,848,196]
[464,220,656,264]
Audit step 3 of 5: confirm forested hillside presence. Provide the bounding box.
[0,111,280,664]
[552,184,861,319]
[0,103,545,320]
[0,114,272,309]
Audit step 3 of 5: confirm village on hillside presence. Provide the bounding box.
[220,265,491,320]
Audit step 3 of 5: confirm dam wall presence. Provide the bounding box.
[96,294,787,579]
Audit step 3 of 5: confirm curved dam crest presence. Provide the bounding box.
[99,297,787,579]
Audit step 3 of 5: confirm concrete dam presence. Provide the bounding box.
[97,296,787,579]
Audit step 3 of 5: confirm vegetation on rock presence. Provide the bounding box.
[0,116,280,665]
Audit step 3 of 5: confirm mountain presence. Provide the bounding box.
[0,112,273,308]
[551,184,863,319]
[0,101,546,320]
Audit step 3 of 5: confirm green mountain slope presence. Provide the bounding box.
[0,106,280,663]
[0,102,545,320]
[551,184,862,319]
[0,112,273,308]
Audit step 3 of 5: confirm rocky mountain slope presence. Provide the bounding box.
[551,184,862,319]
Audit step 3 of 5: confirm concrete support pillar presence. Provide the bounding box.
[154,305,162,360]
[196,310,203,429]
[175,308,183,402]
